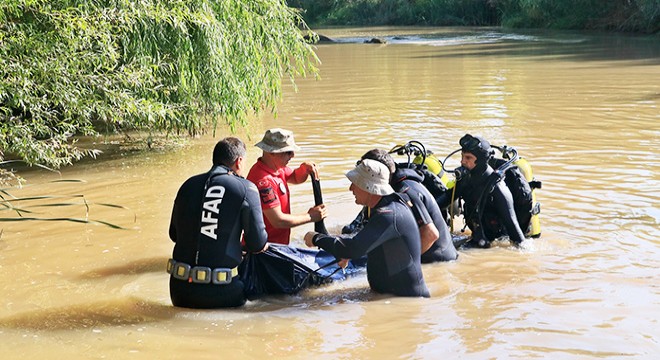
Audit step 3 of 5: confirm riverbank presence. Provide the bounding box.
[290,0,659,34]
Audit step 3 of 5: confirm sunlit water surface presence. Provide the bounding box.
[1,27,658,359]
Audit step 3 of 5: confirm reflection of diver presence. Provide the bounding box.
[437,134,527,248]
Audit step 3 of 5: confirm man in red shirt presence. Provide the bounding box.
[247,128,327,245]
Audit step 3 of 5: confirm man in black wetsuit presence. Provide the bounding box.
[436,134,526,248]
[304,159,430,298]
[168,137,268,308]
[353,149,458,262]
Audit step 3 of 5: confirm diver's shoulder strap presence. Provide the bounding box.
[473,172,504,219]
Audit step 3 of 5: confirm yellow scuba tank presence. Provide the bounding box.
[513,157,541,238]
[413,152,450,186]
[446,178,456,190]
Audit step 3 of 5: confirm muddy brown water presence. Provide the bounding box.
[1,27,658,359]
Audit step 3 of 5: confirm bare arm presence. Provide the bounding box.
[419,222,440,254]
[263,204,327,229]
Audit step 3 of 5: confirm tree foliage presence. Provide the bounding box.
[0,0,319,169]
[291,0,659,33]
[497,0,660,32]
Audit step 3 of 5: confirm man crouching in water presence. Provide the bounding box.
[167,137,268,308]
[304,159,430,298]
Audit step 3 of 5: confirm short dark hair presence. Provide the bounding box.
[213,137,246,167]
[361,148,396,174]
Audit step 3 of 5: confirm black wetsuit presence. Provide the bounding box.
[392,165,458,262]
[313,194,430,298]
[437,165,526,247]
[168,165,268,308]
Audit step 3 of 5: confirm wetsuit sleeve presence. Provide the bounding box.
[168,191,180,243]
[407,192,432,227]
[242,182,269,253]
[314,212,393,259]
[492,184,526,244]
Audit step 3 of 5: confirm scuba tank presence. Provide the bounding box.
[412,151,450,187]
[512,156,542,238]
[390,141,449,200]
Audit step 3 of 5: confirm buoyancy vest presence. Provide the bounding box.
[488,158,533,234]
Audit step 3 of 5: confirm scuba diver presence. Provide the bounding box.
[346,148,458,262]
[436,134,528,248]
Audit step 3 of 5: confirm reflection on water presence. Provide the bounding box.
[0,298,174,331]
[77,257,166,279]
[1,27,659,359]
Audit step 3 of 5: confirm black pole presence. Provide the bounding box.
[311,178,329,234]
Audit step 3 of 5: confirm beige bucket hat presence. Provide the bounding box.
[346,159,394,196]
[255,128,301,153]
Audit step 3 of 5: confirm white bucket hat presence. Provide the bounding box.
[255,128,301,153]
[346,159,394,196]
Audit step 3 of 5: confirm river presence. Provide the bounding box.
[1,27,658,359]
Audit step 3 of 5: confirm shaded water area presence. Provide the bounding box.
[1,27,658,359]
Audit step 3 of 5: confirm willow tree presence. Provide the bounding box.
[0,0,319,169]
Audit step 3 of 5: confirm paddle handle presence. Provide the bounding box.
[311,177,329,234]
